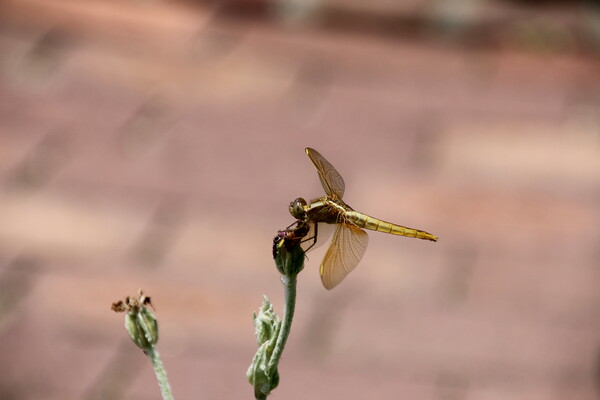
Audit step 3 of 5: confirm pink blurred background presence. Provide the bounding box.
[1,0,599,399]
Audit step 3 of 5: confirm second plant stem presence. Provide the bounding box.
[147,346,174,400]
[267,274,297,376]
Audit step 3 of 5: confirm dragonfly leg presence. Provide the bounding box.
[285,220,300,230]
[300,222,318,253]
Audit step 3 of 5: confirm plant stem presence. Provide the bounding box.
[267,274,297,375]
[147,346,174,400]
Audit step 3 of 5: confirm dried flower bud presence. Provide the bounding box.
[112,290,159,351]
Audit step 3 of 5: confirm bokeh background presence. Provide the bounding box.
[1,0,600,399]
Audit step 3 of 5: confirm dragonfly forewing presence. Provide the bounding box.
[305,147,345,199]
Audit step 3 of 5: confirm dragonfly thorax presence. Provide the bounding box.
[289,198,308,220]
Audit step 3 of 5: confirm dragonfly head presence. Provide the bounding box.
[289,198,308,220]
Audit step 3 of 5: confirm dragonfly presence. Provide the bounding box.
[289,147,438,290]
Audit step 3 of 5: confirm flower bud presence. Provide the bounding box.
[253,296,280,345]
[247,297,281,397]
[273,232,306,276]
[113,290,159,351]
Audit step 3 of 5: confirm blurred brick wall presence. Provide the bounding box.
[0,1,599,399]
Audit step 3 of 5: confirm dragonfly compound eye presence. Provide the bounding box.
[289,198,307,219]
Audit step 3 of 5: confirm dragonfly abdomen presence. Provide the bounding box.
[345,211,438,242]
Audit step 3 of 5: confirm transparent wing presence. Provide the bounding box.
[320,223,369,290]
[305,147,345,199]
[300,222,335,253]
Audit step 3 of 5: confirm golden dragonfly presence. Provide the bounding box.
[289,147,438,290]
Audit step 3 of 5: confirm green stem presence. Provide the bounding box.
[147,347,174,400]
[267,274,297,375]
